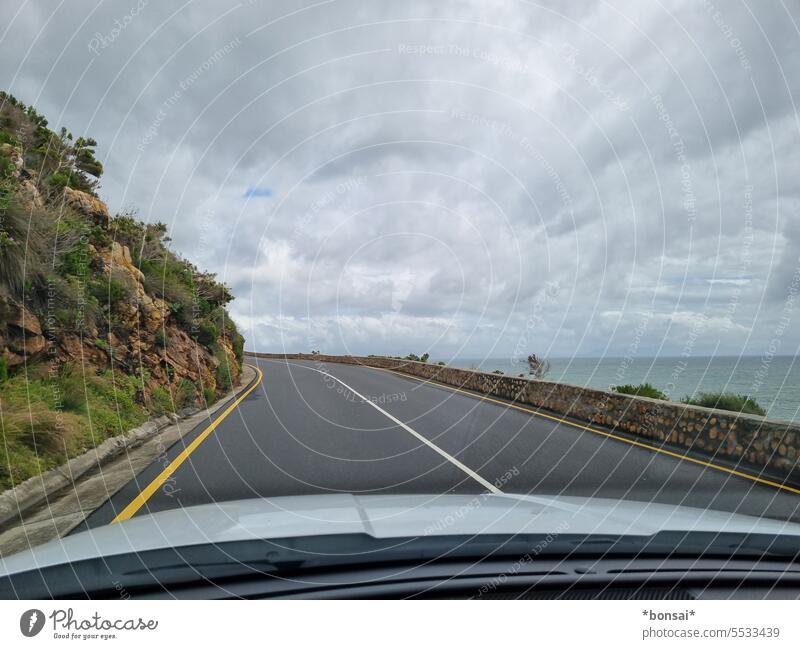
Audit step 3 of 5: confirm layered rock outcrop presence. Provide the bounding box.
[1,135,241,402]
[0,294,46,366]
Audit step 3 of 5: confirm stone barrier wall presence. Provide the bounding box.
[247,352,800,486]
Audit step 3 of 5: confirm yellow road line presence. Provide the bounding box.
[368,365,800,497]
[111,365,264,524]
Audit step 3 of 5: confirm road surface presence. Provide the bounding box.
[82,358,800,527]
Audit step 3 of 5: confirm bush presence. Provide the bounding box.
[216,363,232,392]
[43,275,100,334]
[195,321,218,346]
[1,406,82,458]
[0,356,7,383]
[215,348,233,392]
[0,131,19,146]
[48,169,80,190]
[0,152,14,178]
[85,370,147,435]
[174,379,197,409]
[150,386,174,415]
[55,365,88,414]
[88,278,128,309]
[154,329,168,349]
[59,232,91,278]
[231,328,244,363]
[681,392,766,417]
[613,383,668,400]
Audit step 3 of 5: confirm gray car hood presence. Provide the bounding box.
[3,493,800,576]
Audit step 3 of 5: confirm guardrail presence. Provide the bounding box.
[246,352,800,489]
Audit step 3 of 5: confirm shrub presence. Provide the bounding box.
[150,386,174,415]
[85,370,147,435]
[55,365,88,414]
[195,321,218,346]
[493,369,504,375]
[48,169,80,190]
[107,279,128,306]
[174,379,197,409]
[613,383,668,400]
[58,232,92,278]
[1,406,83,458]
[0,356,7,383]
[154,329,168,348]
[231,329,244,363]
[0,131,19,146]
[203,386,216,406]
[43,275,100,334]
[0,152,14,178]
[0,234,25,297]
[216,363,232,392]
[88,278,128,309]
[681,392,766,417]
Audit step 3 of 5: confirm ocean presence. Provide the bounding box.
[445,356,800,423]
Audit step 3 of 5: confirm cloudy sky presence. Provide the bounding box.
[2,0,799,361]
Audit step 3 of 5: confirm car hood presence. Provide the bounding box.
[3,493,800,576]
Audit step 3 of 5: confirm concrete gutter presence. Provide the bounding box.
[0,364,258,557]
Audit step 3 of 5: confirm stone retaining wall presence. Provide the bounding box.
[247,352,800,486]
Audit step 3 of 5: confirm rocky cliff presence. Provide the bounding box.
[0,91,244,489]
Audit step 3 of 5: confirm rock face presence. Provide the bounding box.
[87,239,237,395]
[0,142,23,177]
[0,294,46,366]
[63,186,110,226]
[3,164,241,403]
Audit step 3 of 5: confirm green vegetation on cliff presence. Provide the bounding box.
[0,91,244,490]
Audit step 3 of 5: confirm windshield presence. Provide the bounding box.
[1,0,799,607]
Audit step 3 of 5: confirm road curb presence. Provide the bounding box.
[0,365,259,532]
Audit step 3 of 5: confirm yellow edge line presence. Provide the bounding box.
[111,365,264,524]
[368,365,800,497]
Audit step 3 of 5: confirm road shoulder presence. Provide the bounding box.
[0,364,258,558]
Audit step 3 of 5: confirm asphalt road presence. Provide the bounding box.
[82,358,800,527]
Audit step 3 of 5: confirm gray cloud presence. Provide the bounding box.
[2,0,799,359]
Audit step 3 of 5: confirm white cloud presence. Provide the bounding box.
[3,0,798,358]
